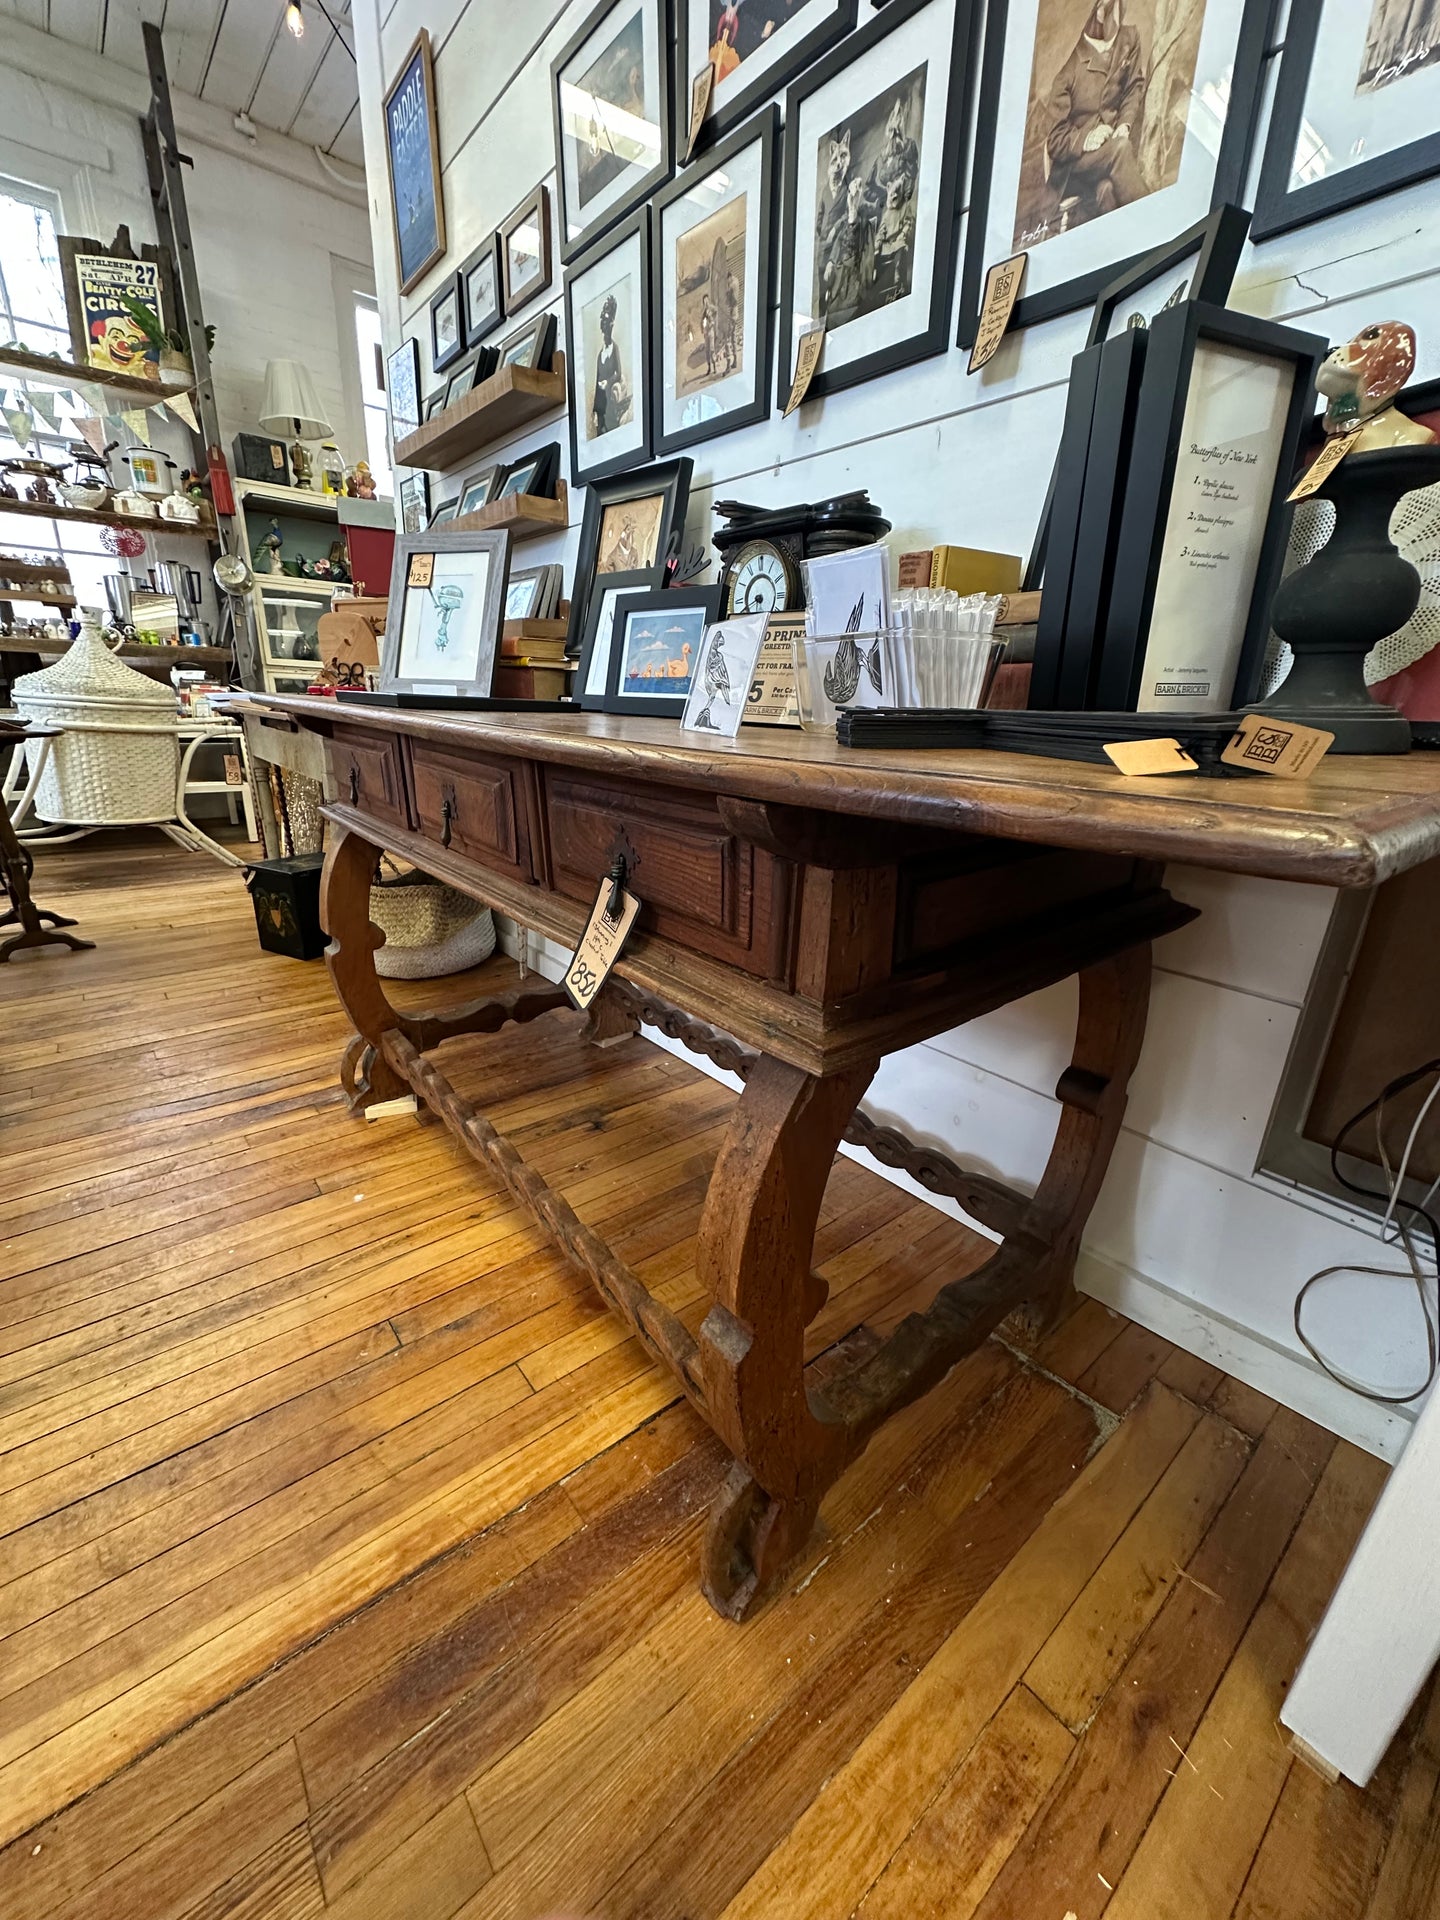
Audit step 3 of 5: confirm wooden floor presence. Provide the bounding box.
[0,832,1435,1920]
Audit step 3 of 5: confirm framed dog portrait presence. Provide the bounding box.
[778,0,978,403]
[552,0,672,261]
[958,0,1270,347]
[380,530,512,697]
[678,0,857,153]
[655,105,778,456]
[565,208,652,486]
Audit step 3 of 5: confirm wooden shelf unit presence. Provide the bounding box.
[0,639,232,668]
[0,343,191,407]
[0,493,215,539]
[236,479,343,523]
[395,354,567,471]
[451,480,568,544]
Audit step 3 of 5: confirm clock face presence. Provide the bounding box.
[726,538,798,616]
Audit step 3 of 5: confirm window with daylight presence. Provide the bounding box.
[353,293,393,497]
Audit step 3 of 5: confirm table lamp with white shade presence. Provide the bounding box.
[258,358,331,491]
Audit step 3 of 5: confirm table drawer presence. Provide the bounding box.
[328,725,410,829]
[409,742,534,881]
[543,769,793,980]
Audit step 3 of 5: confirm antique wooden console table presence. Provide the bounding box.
[224,695,1440,1619]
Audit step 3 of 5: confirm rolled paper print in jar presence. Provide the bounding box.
[1317,322,1437,451]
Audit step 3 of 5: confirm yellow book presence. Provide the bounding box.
[928,545,1022,595]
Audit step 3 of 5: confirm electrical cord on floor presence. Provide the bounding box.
[1293,1060,1440,1405]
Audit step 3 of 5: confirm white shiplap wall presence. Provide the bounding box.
[349,0,1439,1458]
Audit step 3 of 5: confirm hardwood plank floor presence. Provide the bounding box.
[0,832,1425,1919]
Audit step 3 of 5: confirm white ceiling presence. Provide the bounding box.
[0,0,363,166]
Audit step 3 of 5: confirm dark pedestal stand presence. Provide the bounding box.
[1248,444,1440,754]
[0,726,94,961]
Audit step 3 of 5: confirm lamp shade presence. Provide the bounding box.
[258,358,331,438]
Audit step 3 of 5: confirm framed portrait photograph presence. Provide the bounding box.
[430,273,465,374]
[778,0,978,404]
[399,471,430,533]
[461,232,505,345]
[565,208,651,486]
[383,30,446,296]
[566,457,694,659]
[603,586,722,715]
[678,0,857,153]
[552,0,672,262]
[958,0,1271,347]
[1253,0,1440,241]
[501,185,553,310]
[457,465,501,517]
[655,106,778,456]
[381,530,512,697]
[385,336,421,439]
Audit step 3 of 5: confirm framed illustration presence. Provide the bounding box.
[678,0,857,153]
[442,360,477,408]
[494,442,560,500]
[457,465,501,516]
[385,336,422,439]
[506,565,551,621]
[576,571,657,706]
[498,313,557,373]
[565,208,652,486]
[603,586,721,715]
[460,232,505,345]
[501,186,553,311]
[381,530,512,696]
[655,105,778,456]
[957,0,1271,348]
[552,0,672,262]
[430,273,465,374]
[430,495,460,526]
[565,457,694,658]
[383,30,447,296]
[1253,0,1440,241]
[399,471,430,533]
[777,0,978,404]
[423,391,447,420]
[1094,302,1327,714]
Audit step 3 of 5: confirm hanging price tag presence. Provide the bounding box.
[408,552,435,588]
[223,753,244,786]
[1287,429,1362,502]
[685,63,714,162]
[1221,712,1334,777]
[1102,738,1199,776]
[968,252,1028,373]
[784,326,825,416]
[564,873,641,1011]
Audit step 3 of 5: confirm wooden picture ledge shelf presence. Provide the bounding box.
[452,480,568,544]
[0,342,191,406]
[395,353,567,471]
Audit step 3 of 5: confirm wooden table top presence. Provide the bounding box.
[224,693,1440,889]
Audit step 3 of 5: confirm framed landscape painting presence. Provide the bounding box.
[384,30,447,295]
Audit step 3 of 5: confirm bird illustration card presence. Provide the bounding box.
[802,544,890,643]
[681,614,767,737]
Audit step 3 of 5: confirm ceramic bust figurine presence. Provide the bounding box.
[1317,321,1437,450]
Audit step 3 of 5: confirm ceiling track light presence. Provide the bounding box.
[285,2,305,38]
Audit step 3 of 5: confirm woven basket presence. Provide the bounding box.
[370,871,496,980]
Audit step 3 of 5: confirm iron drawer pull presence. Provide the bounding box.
[348,764,359,805]
[441,793,454,848]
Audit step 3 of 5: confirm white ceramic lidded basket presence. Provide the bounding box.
[12,608,180,824]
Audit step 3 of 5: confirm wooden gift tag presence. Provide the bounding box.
[1287,428,1362,502]
[222,753,244,786]
[564,875,641,1011]
[408,552,435,588]
[968,252,1027,374]
[784,327,825,415]
[1103,738,1199,776]
[685,63,714,162]
[1221,712,1334,777]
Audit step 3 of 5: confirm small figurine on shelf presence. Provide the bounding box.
[256,519,284,574]
[345,461,377,499]
[327,538,351,582]
[180,467,209,506]
[1318,322,1438,450]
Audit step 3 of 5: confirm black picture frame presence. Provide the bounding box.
[398,470,430,533]
[1094,301,1327,713]
[497,312,557,374]
[423,391,447,420]
[442,359,477,409]
[494,441,561,502]
[576,569,660,707]
[565,207,653,487]
[565,456,694,660]
[653,105,779,458]
[957,0,1272,349]
[380,528,512,697]
[676,0,856,156]
[500,184,553,311]
[430,495,460,526]
[385,336,422,439]
[1252,0,1440,241]
[430,272,465,374]
[460,231,505,346]
[457,464,502,517]
[382,30,446,296]
[602,584,721,716]
[777,0,978,406]
[552,0,673,264]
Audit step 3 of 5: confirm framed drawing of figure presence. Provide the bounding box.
[1253,0,1440,240]
[383,31,447,295]
[654,105,778,455]
[564,208,652,485]
[777,0,979,404]
[958,0,1271,348]
[552,0,672,261]
[677,0,857,153]
[501,186,553,311]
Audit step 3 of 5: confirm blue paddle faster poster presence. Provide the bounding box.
[385,32,445,292]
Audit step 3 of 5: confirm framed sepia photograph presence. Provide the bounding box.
[501,186,553,311]
[380,529,512,697]
[565,456,694,660]
[565,208,652,486]
[777,0,978,404]
[603,585,722,715]
[430,273,465,374]
[1253,0,1440,240]
[460,232,505,345]
[655,105,778,456]
[959,0,1270,348]
[552,0,672,262]
[677,0,857,153]
[383,30,447,296]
